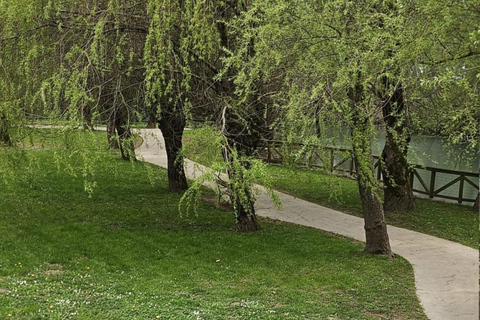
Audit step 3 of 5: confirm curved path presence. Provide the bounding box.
[136,128,479,320]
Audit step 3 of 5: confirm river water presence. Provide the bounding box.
[330,130,479,205]
[379,134,478,204]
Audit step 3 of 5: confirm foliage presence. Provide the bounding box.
[409,0,479,150]
[180,126,281,218]
[144,0,219,118]
[1,0,477,237]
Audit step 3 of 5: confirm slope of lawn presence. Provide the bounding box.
[183,129,479,248]
[0,137,427,319]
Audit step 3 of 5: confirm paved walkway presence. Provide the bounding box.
[136,128,479,320]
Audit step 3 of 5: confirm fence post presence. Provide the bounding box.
[458,176,464,204]
[429,170,436,198]
[377,158,382,180]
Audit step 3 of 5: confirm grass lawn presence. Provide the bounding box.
[183,130,479,249]
[0,134,427,319]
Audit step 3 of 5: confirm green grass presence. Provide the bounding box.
[183,130,479,248]
[0,142,427,319]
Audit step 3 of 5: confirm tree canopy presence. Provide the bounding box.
[1,0,478,253]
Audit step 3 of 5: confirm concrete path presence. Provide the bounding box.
[136,128,479,320]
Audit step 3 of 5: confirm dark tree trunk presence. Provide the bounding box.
[107,117,119,149]
[83,105,94,130]
[226,156,261,233]
[158,106,188,192]
[0,115,12,146]
[146,106,157,129]
[349,78,393,257]
[380,81,416,212]
[357,178,393,255]
[234,196,260,232]
[110,107,135,161]
[222,145,261,232]
[353,124,393,256]
[115,124,135,161]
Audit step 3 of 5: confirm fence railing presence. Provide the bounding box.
[257,139,480,204]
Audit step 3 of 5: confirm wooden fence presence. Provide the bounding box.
[257,139,480,204]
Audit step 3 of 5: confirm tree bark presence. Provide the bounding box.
[109,106,135,161]
[381,81,416,212]
[222,146,261,232]
[353,125,393,256]
[234,195,260,232]
[115,123,135,161]
[158,106,188,192]
[146,106,157,129]
[349,78,393,257]
[83,105,94,130]
[358,181,393,255]
[0,114,12,146]
[106,117,119,149]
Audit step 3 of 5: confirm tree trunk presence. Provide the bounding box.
[234,196,260,232]
[111,107,135,161]
[222,147,261,233]
[0,114,12,146]
[353,125,393,256]
[107,117,119,149]
[158,106,188,192]
[215,2,265,232]
[357,174,393,255]
[83,105,94,130]
[115,124,135,161]
[382,140,417,212]
[381,81,416,212]
[349,78,393,257]
[146,106,157,129]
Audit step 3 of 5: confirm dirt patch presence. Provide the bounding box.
[203,194,233,211]
[44,269,64,275]
[0,288,10,294]
[43,264,64,276]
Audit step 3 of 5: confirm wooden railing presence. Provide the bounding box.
[257,139,480,204]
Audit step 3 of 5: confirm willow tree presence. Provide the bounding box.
[39,0,148,161]
[144,0,280,230]
[144,0,221,192]
[233,0,401,254]
[0,0,152,196]
[0,0,58,146]
[212,1,284,231]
